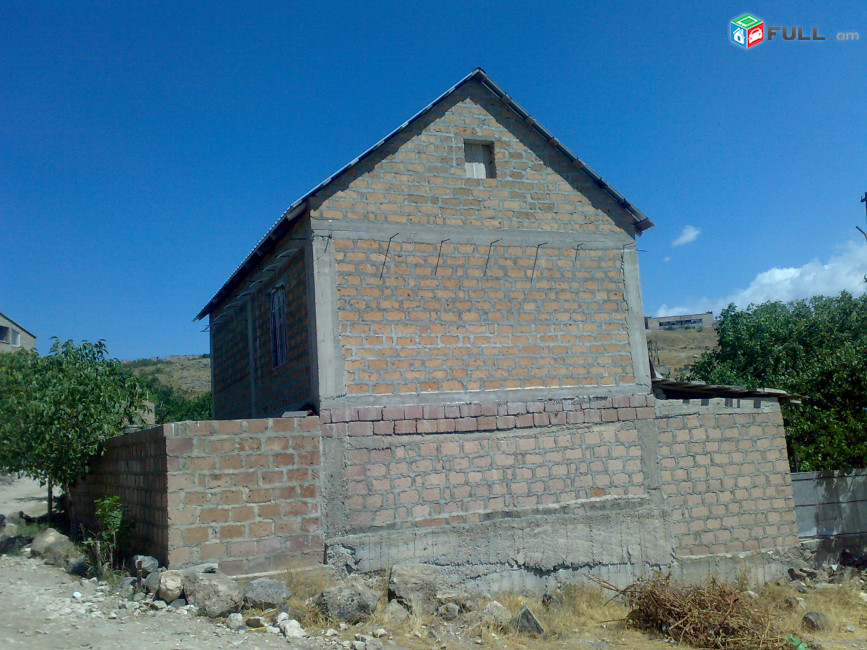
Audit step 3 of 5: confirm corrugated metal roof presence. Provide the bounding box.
[652,378,802,404]
[196,67,655,321]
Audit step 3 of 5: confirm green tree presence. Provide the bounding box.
[685,292,867,471]
[0,339,146,518]
[136,372,211,423]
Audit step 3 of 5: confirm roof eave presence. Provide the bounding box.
[194,202,308,321]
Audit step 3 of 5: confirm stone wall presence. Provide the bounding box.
[307,81,636,234]
[321,394,652,535]
[655,399,799,558]
[210,221,312,420]
[211,312,250,419]
[206,77,653,418]
[249,248,311,417]
[306,79,650,410]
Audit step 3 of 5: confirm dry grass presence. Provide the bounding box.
[762,579,867,635]
[647,328,717,376]
[125,354,211,395]
[594,573,791,650]
[280,565,340,629]
[455,583,631,645]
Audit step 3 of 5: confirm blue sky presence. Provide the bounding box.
[3,1,866,359]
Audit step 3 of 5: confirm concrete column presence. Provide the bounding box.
[622,245,651,390]
[308,232,346,405]
[246,298,257,417]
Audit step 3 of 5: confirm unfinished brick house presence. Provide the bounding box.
[73,70,798,589]
[196,68,656,419]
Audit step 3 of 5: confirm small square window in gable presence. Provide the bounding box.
[464,141,495,179]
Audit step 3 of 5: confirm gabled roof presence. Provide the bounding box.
[196,68,655,321]
[0,311,36,339]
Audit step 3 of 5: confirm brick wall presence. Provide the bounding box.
[305,78,645,404]
[309,81,636,234]
[339,416,646,532]
[71,417,323,575]
[251,248,310,416]
[655,398,799,557]
[165,418,322,575]
[321,394,650,533]
[70,426,169,564]
[71,394,799,583]
[211,228,311,419]
[333,238,633,397]
[211,311,250,419]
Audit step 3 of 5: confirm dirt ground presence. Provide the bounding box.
[3,476,867,650]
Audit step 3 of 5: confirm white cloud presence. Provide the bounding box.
[663,256,671,263]
[656,240,867,317]
[672,225,700,247]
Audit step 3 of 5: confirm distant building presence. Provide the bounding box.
[645,312,715,331]
[0,312,36,353]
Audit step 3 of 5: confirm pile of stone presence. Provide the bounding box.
[5,523,549,645]
[311,563,544,638]
[9,527,308,639]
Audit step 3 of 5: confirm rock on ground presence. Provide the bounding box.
[243,576,292,609]
[803,611,830,631]
[158,569,184,603]
[481,600,511,628]
[510,604,545,635]
[313,576,380,623]
[30,528,76,567]
[383,600,409,626]
[226,612,244,630]
[278,618,306,638]
[388,563,440,615]
[144,569,163,594]
[182,570,244,618]
[132,554,159,577]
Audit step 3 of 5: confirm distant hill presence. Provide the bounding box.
[124,354,211,395]
[646,327,717,378]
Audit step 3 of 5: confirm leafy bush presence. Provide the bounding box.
[685,292,867,471]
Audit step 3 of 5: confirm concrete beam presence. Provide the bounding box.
[310,218,634,249]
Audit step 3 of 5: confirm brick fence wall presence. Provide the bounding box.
[70,426,169,564]
[71,417,322,575]
[71,394,799,584]
[655,399,798,557]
